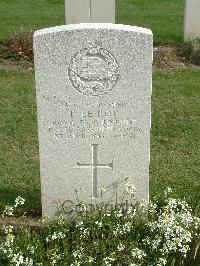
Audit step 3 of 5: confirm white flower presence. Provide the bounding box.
[76,221,84,228]
[51,251,61,265]
[148,202,157,214]
[146,197,196,257]
[139,200,148,211]
[83,228,90,236]
[103,257,115,266]
[113,221,132,236]
[131,248,146,259]
[115,210,123,218]
[164,187,172,196]
[72,249,83,259]
[73,250,79,258]
[2,225,13,234]
[5,234,15,247]
[0,247,7,254]
[51,232,58,240]
[123,222,132,233]
[88,256,94,263]
[127,207,136,216]
[48,231,66,241]
[125,183,137,195]
[117,243,125,251]
[11,253,24,266]
[105,211,111,217]
[14,196,25,208]
[58,231,66,239]
[27,245,35,254]
[81,203,87,212]
[157,258,167,266]
[2,206,14,216]
[25,257,34,266]
[42,213,49,222]
[95,221,103,227]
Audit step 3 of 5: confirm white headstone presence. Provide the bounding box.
[34,24,153,219]
[184,0,200,41]
[65,0,115,24]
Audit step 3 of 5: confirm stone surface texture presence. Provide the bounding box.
[184,0,200,41]
[34,23,153,219]
[65,0,115,24]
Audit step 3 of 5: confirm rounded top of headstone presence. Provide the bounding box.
[34,23,153,38]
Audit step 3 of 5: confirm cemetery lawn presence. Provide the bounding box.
[0,0,184,44]
[0,68,40,215]
[0,67,199,214]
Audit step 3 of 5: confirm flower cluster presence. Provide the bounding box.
[144,199,200,264]
[0,191,199,265]
[2,196,25,217]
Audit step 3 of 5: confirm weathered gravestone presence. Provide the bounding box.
[65,0,115,24]
[184,0,200,41]
[34,23,153,219]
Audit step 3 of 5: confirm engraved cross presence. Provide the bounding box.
[77,144,113,198]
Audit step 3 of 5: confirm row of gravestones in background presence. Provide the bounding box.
[65,0,200,41]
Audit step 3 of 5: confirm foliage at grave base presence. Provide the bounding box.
[180,38,200,65]
[0,31,33,61]
[0,189,200,266]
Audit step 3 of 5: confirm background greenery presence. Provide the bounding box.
[0,0,199,215]
[0,0,184,44]
[0,68,199,212]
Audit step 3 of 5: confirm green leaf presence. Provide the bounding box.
[171,258,176,266]
[194,240,200,259]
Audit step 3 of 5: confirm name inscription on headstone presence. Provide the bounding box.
[43,94,142,141]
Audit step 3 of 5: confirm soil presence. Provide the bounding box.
[153,45,199,69]
[0,45,200,70]
[0,58,33,70]
[0,216,42,229]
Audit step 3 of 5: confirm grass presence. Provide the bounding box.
[0,0,64,41]
[117,0,185,44]
[0,0,184,44]
[150,69,200,210]
[0,68,40,214]
[0,67,199,214]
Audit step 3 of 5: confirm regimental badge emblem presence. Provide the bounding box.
[68,41,120,96]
